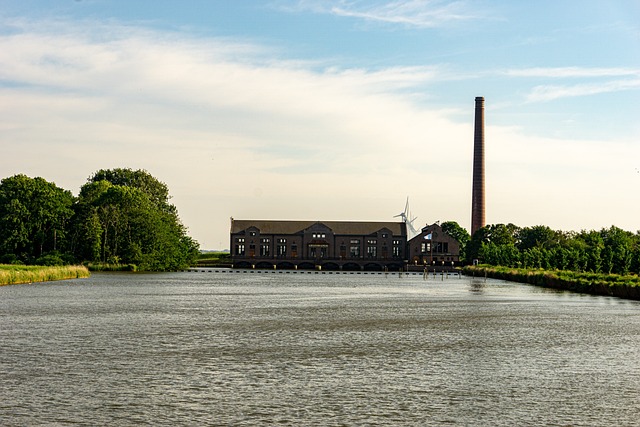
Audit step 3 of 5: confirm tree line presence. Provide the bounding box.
[464,223,640,275]
[0,169,199,270]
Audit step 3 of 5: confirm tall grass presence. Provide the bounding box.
[196,251,231,267]
[0,264,90,286]
[85,263,137,272]
[463,265,640,300]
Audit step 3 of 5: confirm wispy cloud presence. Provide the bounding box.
[526,79,640,102]
[0,18,462,198]
[502,67,640,102]
[284,0,481,28]
[505,66,640,78]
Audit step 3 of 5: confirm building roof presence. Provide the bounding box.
[407,223,457,244]
[231,219,406,236]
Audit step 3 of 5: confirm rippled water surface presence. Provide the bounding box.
[1,271,640,426]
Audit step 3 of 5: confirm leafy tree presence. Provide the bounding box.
[466,223,520,262]
[0,175,74,263]
[89,168,174,213]
[517,225,559,251]
[73,169,199,270]
[441,220,470,260]
[577,230,604,273]
[479,242,520,267]
[632,231,640,275]
[600,226,633,275]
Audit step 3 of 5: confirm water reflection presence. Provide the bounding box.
[468,278,486,293]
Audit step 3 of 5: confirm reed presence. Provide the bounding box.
[0,265,90,286]
[463,265,640,300]
[195,251,231,267]
[85,263,137,272]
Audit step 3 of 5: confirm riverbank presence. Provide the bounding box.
[195,251,232,268]
[0,265,90,286]
[463,265,640,300]
[86,262,137,272]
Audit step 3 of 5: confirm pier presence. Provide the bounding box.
[185,267,462,279]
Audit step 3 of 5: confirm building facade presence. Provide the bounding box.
[230,219,407,270]
[407,223,461,267]
[230,219,462,270]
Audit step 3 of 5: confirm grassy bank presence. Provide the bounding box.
[195,251,232,267]
[85,262,137,272]
[0,264,90,286]
[463,265,640,300]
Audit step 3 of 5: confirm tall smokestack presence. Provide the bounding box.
[471,96,485,236]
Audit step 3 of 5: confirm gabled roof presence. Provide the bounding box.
[231,220,406,236]
[408,223,455,244]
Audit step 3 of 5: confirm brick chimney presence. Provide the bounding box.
[471,96,485,236]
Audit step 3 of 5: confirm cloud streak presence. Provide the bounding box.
[504,66,640,79]
[285,0,480,28]
[501,66,640,102]
[526,78,640,102]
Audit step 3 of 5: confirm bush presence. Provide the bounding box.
[34,253,65,266]
[0,254,23,265]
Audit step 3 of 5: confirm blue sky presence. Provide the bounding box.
[1,1,639,249]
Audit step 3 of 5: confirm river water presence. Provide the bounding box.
[1,271,639,426]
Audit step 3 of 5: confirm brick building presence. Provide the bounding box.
[407,223,461,267]
[230,219,407,271]
[230,219,462,270]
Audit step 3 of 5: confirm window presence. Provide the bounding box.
[367,246,377,258]
[249,231,256,236]
[277,245,287,257]
[261,238,270,244]
[350,245,360,257]
[278,238,287,244]
[312,233,326,239]
[393,240,402,258]
[367,239,377,245]
[421,243,431,254]
[237,238,245,243]
[350,239,360,244]
[435,242,448,253]
[260,244,270,257]
[382,233,388,238]
[235,244,245,256]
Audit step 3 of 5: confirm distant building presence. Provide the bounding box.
[230,219,461,270]
[407,223,461,267]
[230,219,407,271]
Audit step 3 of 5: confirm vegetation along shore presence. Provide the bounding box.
[463,265,640,300]
[0,264,90,286]
[0,168,199,272]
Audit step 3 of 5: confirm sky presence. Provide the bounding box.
[1,0,639,249]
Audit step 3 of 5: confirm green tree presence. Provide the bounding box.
[73,169,199,270]
[600,226,633,275]
[577,230,604,273]
[517,225,559,251]
[631,231,640,274]
[0,174,74,263]
[69,180,111,262]
[466,223,520,262]
[441,220,470,260]
[479,242,520,267]
[89,168,173,213]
